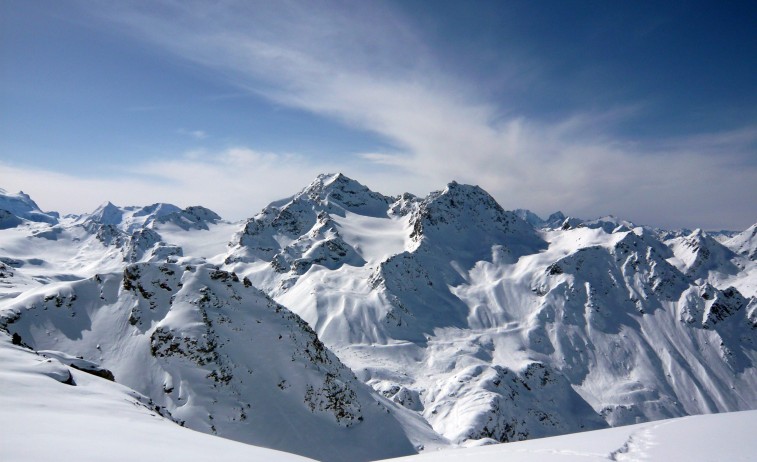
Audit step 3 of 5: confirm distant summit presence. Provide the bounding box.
[79,202,183,233]
[0,188,59,227]
[514,209,566,229]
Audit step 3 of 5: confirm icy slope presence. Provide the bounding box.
[0,333,316,462]
[0,262,440,462]
[378,409,757,462]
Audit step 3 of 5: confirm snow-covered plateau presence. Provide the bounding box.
[1,176,755,461]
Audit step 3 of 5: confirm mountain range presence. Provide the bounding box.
[1,175,755,461]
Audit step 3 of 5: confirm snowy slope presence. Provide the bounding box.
[726,222,757,260]
[378,409,757,462]
[0,333,316,462]
[0,262,442,462]
[3,315,754,462]
[667,228,740,280]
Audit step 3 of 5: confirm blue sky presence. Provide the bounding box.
[1,0,755,229]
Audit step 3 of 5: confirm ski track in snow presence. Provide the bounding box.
[608,420,670,461]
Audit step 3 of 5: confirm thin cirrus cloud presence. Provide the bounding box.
[22,1,757,229]
[177,129,208,140]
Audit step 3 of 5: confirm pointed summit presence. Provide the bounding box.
[514,209,546,228]
[670,228,739,279]
[89,201,124,226]
[725,222,757,260]
[545,211,567,228]
[409,181,545,262]
[296,173,391,217]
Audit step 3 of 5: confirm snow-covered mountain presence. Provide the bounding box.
[514,209,567,229]
[0,262,441,462]
[1,177,756,461]
[225,175,756,444]
[0,187,59,227]
[726,223,757,261]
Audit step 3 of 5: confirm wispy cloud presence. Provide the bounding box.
[1,150,325,219]
[177,128,207,140]
[0,147,421,221]
[52,1,757,229]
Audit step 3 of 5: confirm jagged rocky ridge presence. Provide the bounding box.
[1,175,756,457]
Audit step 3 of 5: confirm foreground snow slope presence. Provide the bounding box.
[0,262,440,462]
[0,333,315,462]
[3,318,754,462]
[379,409,757,462]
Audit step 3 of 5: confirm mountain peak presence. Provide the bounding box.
[423,181,499,211]
[0,188,58,225]
[409,181,546,261]
[669,227,738,278]
[304,173,368,195]
[155,206,223,231]
[82,201,183,233]
[581,215,637,233]
[89,201,124,226]
[297,173,390,217]
[132,203,182,218]
[546,211,566,222]
[725,222,757,260]
[514,210,568,229]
